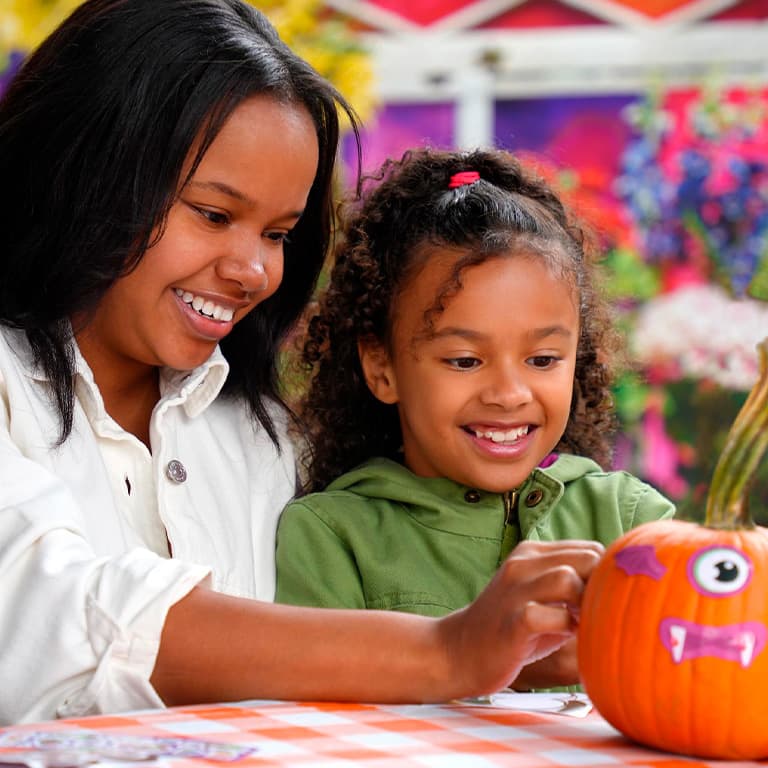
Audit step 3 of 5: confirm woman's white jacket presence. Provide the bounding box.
[0,328,295,724]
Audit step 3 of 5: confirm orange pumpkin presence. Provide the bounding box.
[578,338,768,761]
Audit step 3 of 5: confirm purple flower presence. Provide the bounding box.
[617,91,768,297]
[0,51,25,98]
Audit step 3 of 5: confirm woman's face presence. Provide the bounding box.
[76,93,319,378]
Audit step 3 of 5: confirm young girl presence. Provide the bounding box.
[0,0,603,724]
[275,148,675,690]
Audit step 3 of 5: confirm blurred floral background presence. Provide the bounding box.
[2,0,767,522]
[595,86,768,521]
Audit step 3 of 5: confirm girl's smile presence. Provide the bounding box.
[463,423,536,457]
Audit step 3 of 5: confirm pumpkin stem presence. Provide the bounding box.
[705,337,768,529]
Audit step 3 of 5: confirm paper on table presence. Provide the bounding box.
[0,731,257,766]
[458,691,592,717]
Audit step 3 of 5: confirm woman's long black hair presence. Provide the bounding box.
[0,0,359,445]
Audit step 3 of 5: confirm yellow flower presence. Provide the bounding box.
[0,0,375,123]
[250,0,377,122]
[0,0,81,52]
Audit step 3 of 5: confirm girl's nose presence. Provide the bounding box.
[216,242,271,293]
[479,366,533,409]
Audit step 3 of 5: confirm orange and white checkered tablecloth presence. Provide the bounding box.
[0,700,765,768]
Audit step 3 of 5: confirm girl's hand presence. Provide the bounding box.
[511,637,579,690]
[435,540,603,699]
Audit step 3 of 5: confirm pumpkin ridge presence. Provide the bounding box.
[603,545,634,732]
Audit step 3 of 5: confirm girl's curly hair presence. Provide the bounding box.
[299,147,621,492]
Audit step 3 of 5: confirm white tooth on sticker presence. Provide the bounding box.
[202,300,215,316]
[212,306,223,320]
[740,632,755,667]
[222,308,234,322]
[183,291,194,303]
[670,625,686,663]
[192,296,204,311]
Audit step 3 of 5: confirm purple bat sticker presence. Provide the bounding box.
[614,545,667,580]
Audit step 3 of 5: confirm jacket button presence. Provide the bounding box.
[525,489,544,507]
[166,459,187,484]
[464,490,481,503]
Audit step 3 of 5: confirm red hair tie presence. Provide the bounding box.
[448,170,480,189]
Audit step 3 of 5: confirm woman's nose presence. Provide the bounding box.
[216,241,271,293]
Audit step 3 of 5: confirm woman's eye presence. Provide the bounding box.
[195,207,229,225]
[446,357,480,370]
[265,231,291,244]
[528,355,558,369]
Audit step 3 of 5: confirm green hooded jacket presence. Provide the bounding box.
[275,454,674,614]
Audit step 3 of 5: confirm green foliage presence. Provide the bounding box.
[612,372,651,425]
[602,247,661,302]
[749,255,768,301]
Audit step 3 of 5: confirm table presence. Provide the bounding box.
[0,698,764,768]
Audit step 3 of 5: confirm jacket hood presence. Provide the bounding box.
[326,453,604,511]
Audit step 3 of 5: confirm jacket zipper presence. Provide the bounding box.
[503,489,519,526]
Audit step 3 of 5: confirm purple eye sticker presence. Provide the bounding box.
[614,545,667,580]
[687,545,752,597]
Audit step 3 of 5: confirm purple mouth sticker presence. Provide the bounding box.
[659,618,767,668]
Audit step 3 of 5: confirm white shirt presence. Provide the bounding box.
[0,328,296,723]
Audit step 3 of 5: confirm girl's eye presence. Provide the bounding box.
[527,355,558,369]
[446,357,480,370]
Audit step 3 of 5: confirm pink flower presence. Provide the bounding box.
[661,263,707,293]
[640,396,689,498]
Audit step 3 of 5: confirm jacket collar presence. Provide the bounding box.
[325,454,603,538]
[10,327,229,419]
[156,348,229,418]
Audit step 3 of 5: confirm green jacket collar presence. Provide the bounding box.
[325,454,603,538]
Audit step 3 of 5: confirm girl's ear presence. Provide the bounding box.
[358,336,399,404]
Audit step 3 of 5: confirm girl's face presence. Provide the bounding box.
[361,250,579,493]
[76,93,319,378]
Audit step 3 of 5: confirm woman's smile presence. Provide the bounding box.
[175,288,236,323]
[173,287,240,341]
